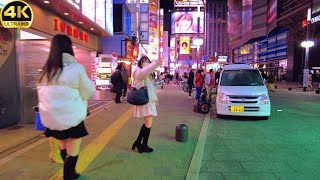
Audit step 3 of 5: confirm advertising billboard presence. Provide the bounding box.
[96,0,106,29]
[180,37,190,55]
[171,12,204,34]
[106,0,114,35]
[174,0,204,7]
[82,0,95,22]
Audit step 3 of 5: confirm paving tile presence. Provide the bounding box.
[222,173,278,180]
[153,167,171,176]
[199,172,224,180]
[287,161,320,174]
[240,161,295,173]
[274,172,320,180]
[211,152,257,161]
[200,161,245,173]
[251,152,303,162]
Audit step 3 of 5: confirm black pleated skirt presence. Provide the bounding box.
[44,121,88,140]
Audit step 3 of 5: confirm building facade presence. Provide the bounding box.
[0,0,112,128]
[205,0,229,58]
[170,0,205,73]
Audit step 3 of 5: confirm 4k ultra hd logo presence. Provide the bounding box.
[0,0,34,28]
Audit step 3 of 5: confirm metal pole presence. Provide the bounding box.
[303,8,311,92]
[196,6,200,70]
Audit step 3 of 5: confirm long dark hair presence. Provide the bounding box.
[137,56,151,68]
[38,34,74,83]
[137,56,154,79]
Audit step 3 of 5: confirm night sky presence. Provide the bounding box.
[160,0,174,34]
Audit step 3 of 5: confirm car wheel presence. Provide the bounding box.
[261,116,269,120]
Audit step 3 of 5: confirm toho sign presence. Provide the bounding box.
[0,0,33,28]
[311,14,320,23]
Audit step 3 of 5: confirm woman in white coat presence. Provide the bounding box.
[37,34,96,179]
[131,56,163,153]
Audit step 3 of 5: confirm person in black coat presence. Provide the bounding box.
[188,69,195,97]
[111,64,124,103]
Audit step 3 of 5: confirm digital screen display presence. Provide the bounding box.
[64,0,80,10]
[82,0,95,22]
[180,37,190,55]
[96,0,106,29]
[171,12,204,34]
[105,0,114,35]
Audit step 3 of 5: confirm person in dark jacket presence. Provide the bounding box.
[188,69,195,97]
[215,68,222,85]
[111,64,124,103]
[121,64,129,99]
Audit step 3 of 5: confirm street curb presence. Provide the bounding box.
[185,112,210,180]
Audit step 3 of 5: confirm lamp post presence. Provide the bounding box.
[301,8,314,92]
[196,5,201,70]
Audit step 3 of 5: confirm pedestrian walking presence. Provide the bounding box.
[187,69,195,98]
[111,64,124,103]
[215,68,222,85]
[131,56,163,153]
[308,72,313,90]
[175,72,180,85]
[159,72,165,89]
[37,34,96,180]
[195,70,204,101]
[121,64,129,100]
[267,72,275,92]
[205,69,215,97]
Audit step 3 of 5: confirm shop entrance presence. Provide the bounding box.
[17,30,95,123]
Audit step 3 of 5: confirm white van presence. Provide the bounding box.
[216,64,271,120]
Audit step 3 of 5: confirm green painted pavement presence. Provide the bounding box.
[200,90,320,180]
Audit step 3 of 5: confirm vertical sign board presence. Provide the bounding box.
[148,0,158,60]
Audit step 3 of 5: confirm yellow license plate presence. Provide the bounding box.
[230,106,244,112]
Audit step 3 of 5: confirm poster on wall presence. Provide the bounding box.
[170,48,176,62]
[82,0,95,22]
[105,0,114,35]
[171,12,204,34]
[180,37,190,55]
[96,0,106,29]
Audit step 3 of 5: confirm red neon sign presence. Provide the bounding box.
[54,19,89,43]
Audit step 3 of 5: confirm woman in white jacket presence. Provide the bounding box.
[37,34,96,179]
[131,56,163,153]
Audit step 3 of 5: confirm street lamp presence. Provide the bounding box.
[302,8,314,92]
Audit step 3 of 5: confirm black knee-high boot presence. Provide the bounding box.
[60,149,67,162]
[64,155,80,180]
[132,124,146,153]
[142,127,153,153]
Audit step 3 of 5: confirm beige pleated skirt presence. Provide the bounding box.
[133,102,157,117]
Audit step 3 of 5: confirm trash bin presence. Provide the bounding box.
[175,123,188,142]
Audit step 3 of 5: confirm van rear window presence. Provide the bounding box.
[220,70,264,86]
